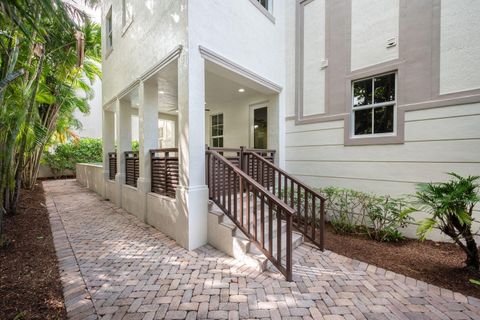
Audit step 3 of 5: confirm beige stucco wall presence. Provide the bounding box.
[76,163,105,197]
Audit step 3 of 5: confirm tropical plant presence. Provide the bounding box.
[0,0,101,243]
[43,138,102,177]
[407,173,480,270]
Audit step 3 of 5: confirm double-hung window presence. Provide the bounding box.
[106,8,113,52]
[352,73,396,136]
[211,114,224,148]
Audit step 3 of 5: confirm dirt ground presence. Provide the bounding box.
[0,183,66,320]
[324,223,480,299]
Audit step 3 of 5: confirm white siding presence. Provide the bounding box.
[285,103,480,241]
[440,0,480,94]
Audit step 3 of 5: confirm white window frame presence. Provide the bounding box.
[351,72,397,138]
[249,0,275,23]
[105,7,113,55]
[211,113,224,148]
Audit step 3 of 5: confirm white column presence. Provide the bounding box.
[102,109,115,180]
[137,81,159,221]
[115,99,132,207]
[176,48,208,250]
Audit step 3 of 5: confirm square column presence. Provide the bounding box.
[176,49,208,250]
[137,81,159,221]
[114,99,133,207]
[102,109,115,183]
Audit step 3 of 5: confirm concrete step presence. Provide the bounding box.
[207,200,303,272]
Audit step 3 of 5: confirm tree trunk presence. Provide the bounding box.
[11,55,44,215]
[464,229,479,270]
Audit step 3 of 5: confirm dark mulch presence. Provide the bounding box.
[0,183,66,320]
[324,223,480,299]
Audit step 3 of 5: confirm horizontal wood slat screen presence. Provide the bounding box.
[125,151,139,187]
[108,152,117,180]
[150,148,179,198]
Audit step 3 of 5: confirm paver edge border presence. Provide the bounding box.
[45,184,98,320]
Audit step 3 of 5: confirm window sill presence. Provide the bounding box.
[121,17,134,37]
[248,0,275,24]
[344,134,404,146]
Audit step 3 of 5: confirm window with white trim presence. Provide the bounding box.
[106,7,113,51]
[257,0,272,12]
[352,73,396,136]
[211,114,224,148]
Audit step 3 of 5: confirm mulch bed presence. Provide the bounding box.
[324,223,480,299]
[0,182,66,320]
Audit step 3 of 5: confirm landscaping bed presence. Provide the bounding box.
[324,223,480,299]
[0,182,66,320]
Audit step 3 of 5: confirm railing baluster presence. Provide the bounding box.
[253,190,257,241]
[240,177,244,227]
[277,206,281,262]
[247,183,251,235]
[261,195,265,249]
[286,214,292,281]
[304,188,308,235]
[233,174,238,220]
[311,194,316,242]
[269,199,273,254]
[228,169,232,214]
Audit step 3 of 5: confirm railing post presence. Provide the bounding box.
[286,213,293,281]
[239,146,246,173]
[320,199,325,251]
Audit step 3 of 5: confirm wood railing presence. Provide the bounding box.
[150,148,179,198]
[243,151,325,250]
[124,151,139,187]
[108,152,117,180]
[206,150,294,281]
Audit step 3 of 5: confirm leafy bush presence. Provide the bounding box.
[320,187,411,242]
[282,186,411,242]
[407,173,479,270]
[43,138,102,177]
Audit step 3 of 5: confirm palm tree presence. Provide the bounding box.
[0,0,101,241]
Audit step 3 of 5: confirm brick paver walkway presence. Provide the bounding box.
[44,180,480,320]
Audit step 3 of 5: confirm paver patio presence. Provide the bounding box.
[44,180,480,320]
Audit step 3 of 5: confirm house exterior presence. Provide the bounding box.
[77,0,480,262]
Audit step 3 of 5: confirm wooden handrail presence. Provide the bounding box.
[244,151,326,250]
[207,150,294,281]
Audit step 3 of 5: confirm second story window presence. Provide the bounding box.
[257,0,272,12]
[211,114,224,148]
[106,7,113,52]
[352,73,396,136]
[122,0,133,29]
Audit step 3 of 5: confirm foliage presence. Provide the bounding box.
[407,173,480,270]
[132,140,139,151]
[320,187,411,242]
[43,138,102,177]
[282,186,411,242]
[0,0,101,242]
[470,279,480,286]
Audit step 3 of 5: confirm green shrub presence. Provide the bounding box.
[43,138,103,177]
[281,186,411,242]
[320,187,411,242]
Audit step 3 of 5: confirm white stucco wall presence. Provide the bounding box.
[74,78,103,138]
[302,0,326,116]
[350,0,399,71]
[439,0,480,94]
[101,0,187,103]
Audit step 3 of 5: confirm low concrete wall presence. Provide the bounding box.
[105,180,118,204]
[76,163,105,197]
[38,164,74,179]
[122,185,145,221]
[146,192,188,248]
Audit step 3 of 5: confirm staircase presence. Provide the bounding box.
[206,147,326,281]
